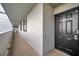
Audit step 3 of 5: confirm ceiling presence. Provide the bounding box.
[50,3,63,7]
[2,3,62,26]
[2,3,36,26]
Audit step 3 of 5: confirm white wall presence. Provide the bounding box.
[43,4,54,55]
[19,4,43,55]
[54,3,79,15]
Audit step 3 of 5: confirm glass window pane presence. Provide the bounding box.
[0,4,13,33]
[59,22,63,33]
[0,13,13,32]
[66,21,71,33]
[66,14,72,19]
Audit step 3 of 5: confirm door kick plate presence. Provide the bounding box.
[65,48,72,52]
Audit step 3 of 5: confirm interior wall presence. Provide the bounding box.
[54,3,79,15]
[18,3,43,56]
[43,4,54,56]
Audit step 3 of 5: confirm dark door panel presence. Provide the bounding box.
[55,8,79,56]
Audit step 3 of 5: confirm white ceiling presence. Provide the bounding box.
[2,3,36,26]
[2,3,62,26]
[50,3,63,7]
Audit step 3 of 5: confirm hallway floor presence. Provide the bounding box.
[48,49,69,56]
[10,32,39,56]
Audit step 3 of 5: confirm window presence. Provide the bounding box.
[0,4,13,33]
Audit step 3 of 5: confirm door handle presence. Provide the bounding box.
[74,35,78,40]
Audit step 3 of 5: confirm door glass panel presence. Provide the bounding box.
[66,14,72,19]
[66,21,72,33]
[59,22,63,33]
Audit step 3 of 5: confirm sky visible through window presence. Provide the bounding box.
[0,4,13,33]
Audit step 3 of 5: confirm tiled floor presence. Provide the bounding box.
[48,49,69,56]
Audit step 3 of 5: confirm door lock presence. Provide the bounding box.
[74,35,78,40]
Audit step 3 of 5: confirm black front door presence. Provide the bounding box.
[55,8,79,56]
